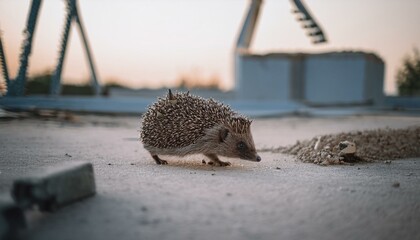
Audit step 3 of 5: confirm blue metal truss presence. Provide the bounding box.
[1,0,101,97]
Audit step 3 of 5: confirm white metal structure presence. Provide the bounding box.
[235,0,385,105]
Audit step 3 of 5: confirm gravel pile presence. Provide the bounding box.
[281,126,420,165]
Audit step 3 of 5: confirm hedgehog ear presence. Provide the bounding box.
[218,128,229,143]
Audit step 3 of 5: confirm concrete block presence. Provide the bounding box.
[0,197,25,240]
[235,51,384,105]
[236,54,292,100]
[11,162,96,212]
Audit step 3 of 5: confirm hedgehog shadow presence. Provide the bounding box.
[158,158,253,172]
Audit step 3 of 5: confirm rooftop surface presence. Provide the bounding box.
[1,114,419,240]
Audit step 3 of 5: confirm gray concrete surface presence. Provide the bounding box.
[0,114,420,240]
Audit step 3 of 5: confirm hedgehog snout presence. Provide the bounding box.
[256,155,261,162]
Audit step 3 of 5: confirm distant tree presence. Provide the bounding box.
[26,70,96,96]
[397,48,420,96]
[25,71,52,95]
[176,72,222,90]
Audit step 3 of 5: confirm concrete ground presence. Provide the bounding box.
[0,114,419,240]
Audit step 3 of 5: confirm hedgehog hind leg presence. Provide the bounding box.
[205,154,231,167]
[151,154,168,165]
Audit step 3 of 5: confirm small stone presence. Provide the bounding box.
[314,136,321,150]
[384,160,392,164]
[392,182,400,188]
[107,163,112,166]
[320,160,329,166]
[338,141,356,155]
[65,153,72,157]
[275,167,281,170]
[211,173,215,176]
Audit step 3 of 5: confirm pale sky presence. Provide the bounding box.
[1,0,420,94]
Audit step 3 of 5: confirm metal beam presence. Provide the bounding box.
[0,31,10,89]
[74,0,101,96]
[236,0,263,50]
[51,0,101,96]
[50,0,75,96]
[10,0,43,96]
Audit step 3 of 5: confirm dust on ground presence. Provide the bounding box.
[268,126,420,165]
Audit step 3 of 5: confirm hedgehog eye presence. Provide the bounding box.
[237,141,246,150]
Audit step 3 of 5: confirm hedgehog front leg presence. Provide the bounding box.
[151,154,168,165]
[205,154,231,167]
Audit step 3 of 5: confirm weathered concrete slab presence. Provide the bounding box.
[0,115,419,240]
[11,162,96,211]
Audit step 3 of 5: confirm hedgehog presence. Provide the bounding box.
[140,90,261,166]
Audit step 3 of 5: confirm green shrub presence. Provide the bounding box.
[397,48,420,96]
[26,71,94,96]
[25,72,52,95]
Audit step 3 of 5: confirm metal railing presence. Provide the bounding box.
[0,0,100,97]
